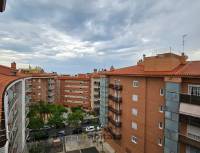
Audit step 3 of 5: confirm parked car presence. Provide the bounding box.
[85,126,95,132]
[57,130,65,137]
[96,126,101,131]
[43,125,51,130]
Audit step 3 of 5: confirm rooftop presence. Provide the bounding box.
[105,53,200,77]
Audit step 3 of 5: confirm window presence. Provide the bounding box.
[133,81,139,87]
[132,95,138,102]
[188,85,200,96]
[38,93,41,96]
[38,79,41,83]
[38,86,41,89]
[159,122,163,129]
[132,122,138,130]
[159,105,164,113]
[160,88,164,96]
[131,136,138,144]
[132,108,138,116]
[158,138,163,146]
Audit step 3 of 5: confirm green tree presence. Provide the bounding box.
[28,102,67,129]
[48,112,65,128]
[28,116,44,129]
[67,110,84,127]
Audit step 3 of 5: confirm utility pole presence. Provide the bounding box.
[182,34,187,52]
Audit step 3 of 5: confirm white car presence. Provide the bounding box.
[85,126,95,132]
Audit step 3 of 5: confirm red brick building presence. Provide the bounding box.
[58,74,91,109]
[102,53,200,153]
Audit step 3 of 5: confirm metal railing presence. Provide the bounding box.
[180,94,200,106]
[108,95,122,103]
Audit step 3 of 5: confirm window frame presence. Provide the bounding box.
[133,80,139,88]
[160,88,164,96]
[131,136,138,144]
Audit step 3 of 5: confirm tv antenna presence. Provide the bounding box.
[182,34,187,52]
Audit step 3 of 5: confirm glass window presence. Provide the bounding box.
[132,108,138,116]
[159,122,163,129]
[132,95,138,102]
[159,105,164,113]
[131,136,137,144]
[158,138,163,146]
[132,122,138,130]
[160,88,164,96]
[133,81,139,87]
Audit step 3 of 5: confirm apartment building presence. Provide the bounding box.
[58,74,91,109]
[0,63,30,153]
[91,72,101,114]
[0,0,6,12]
[100,53,200,153]
[19,69,57,104]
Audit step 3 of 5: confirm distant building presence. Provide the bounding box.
[102,53,200,153]
[0,0,6,12]
[90,73,101,114]
[58,74,91,109]
[19,67,58,104]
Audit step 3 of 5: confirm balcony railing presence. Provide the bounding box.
[109,84,122,91]
[108,95,122,103]
[94,94,100,99]
[48,97,54,103]
[94,82,100,86]
[180,114,200,127]
[107,127,121,140]
[48,92,55,97]
[180,94,200,106]
[94,100,100,104]
[108,106,121,115]
[179,133,200,149]
[108,116,121,127]
[48,85,55,90]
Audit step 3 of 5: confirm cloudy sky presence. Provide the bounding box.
[0,0,200,74]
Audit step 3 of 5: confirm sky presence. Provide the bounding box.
[0,0,200,74]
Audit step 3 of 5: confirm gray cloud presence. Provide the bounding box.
[0,0,200,73]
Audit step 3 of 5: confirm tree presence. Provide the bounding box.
[28,116,44,129]
[28,102,67,129]
[48,112,65,128]
[67,110,84,127]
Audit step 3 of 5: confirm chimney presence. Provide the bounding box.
[11,62,16,69]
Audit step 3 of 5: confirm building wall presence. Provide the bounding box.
[179,78,200,153]
[91,77,100,113]
[107,76,165,153]
[30,77,56,103]
[59,76,91,109]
